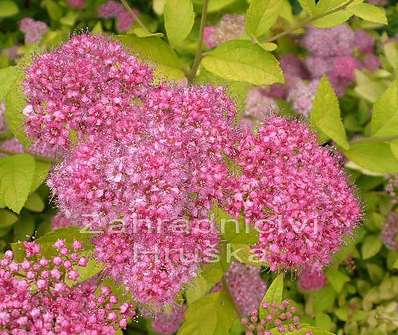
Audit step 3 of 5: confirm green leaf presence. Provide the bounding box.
[116,35,186,80]
[4,73,31,147]
[0,209,18,229]
[384,42,398,69]
[246,0,284,38]
[310,76,349,150]
[370,80,398,138]
[298,0,316,15]
[311,285,336,313]
[186,275,211,304]
[153,0,166,15]
[11,227,95,261]
[13,216,35,241]
[259,273,284,318]
[193,0,237,12]
[361,234,382,260]
[0,209,18,236]
[347,3,387,24]
[31,160,51,193]
[202,40,284,85]
[0,154,35,213]
[211,205,258,245]
[0,1,19,17]
[312,10,352,28]
[315,0,351,14]
[24,192,45,212]
[344,141,398,174]
[178,291,238,335]
[325,269,350,293]
[164,0,194,45]
[0,66,18,100]
[393,259,398,269]
[315,313,333,331]
[354,71,388,103]
[45,0,63,21]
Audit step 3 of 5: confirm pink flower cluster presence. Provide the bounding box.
[0,240,135,334]
[19,18,48,45]
[227,117,362,271]
[97,0,137,32]
[302,25,380,96]
[24,34,152,151]
[224,262,267,316]
[297,266,327,291]
[0,102,6,133]
[368,0,388,5]
[381,212,398,251]
[149,305,186,335]
[67,0,85,9]
[241,299,309,335]
[204,15,245,48]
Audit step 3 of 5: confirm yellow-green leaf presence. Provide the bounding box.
[164,0,194,45]
[246,0,284,38]
[310,76,349,150]
[202,40,284,85]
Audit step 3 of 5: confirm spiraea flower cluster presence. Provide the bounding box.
[204,15,245,48]
[0,240,135,334]
[381,212,398,251]
[24,33,361,307]
[302,24,380,96]
[241,300,310,335]
[224,262,267,316]
[97,0,137,32]
[227,117,361,271]
[19,18,48,45]
[23,34,152,151]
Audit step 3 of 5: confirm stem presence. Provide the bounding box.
[265,0,355,42]
[120,0,151,33]
[0,147,54,163]
[188,0,210,83]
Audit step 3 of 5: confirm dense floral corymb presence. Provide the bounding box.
[227,117,362,271]
[0,241,135,334]
[23,34,152,151]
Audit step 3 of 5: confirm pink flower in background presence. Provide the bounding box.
[116,10,136,32]
[244,88,279,121]
[97,0,124,18]
[363,53,381,71]
[19,18,48,44]
[367,0,388,5]
[227,117,362,271]
[355,30,375,53]
[67,0,85,9]
[382,212,398,251]
[287,79,319,117]
[224,262,267,316]
[298,267,327,291]
[150,305,186,334]
[302,25,355,57]
[203,15,245,48]
[0,137,58,159]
